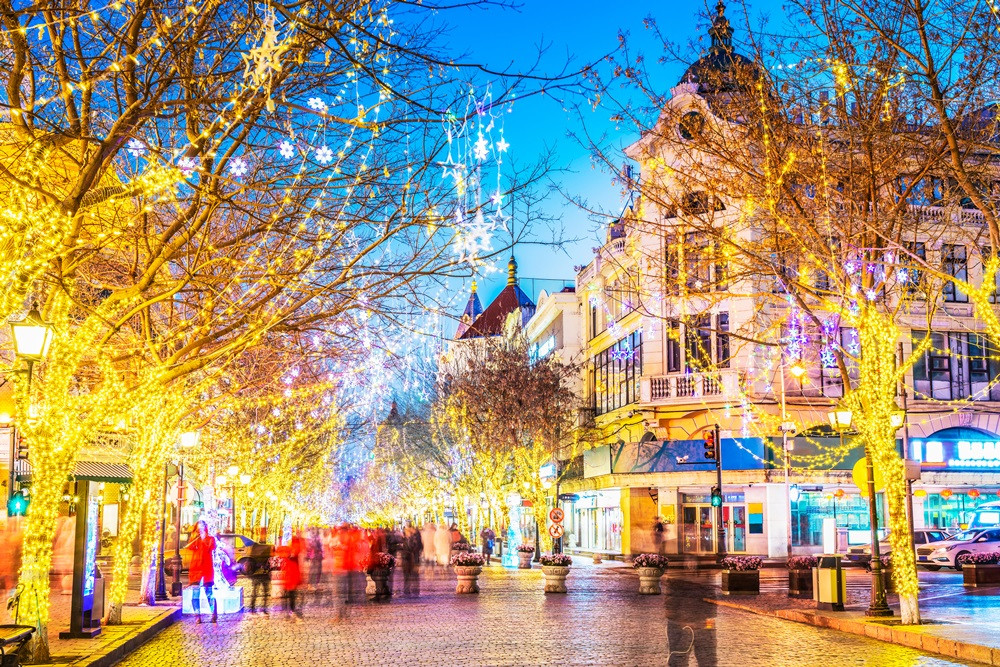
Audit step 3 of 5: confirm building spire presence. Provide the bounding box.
[708,0,733,57]
[507,255,518,286]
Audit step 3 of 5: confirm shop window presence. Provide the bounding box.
[592,330,643,416]
[790,491,885,547]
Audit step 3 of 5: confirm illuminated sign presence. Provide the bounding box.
[914,439,1000,469]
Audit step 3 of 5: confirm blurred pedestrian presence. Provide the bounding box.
[434,523,452,566]
[653,516,665,556]
[283,528,305,622]
[401,525,422,596]
[188,520,218,624]
[248,549,272,615]
[449,522,465,545]
[421,522,436,564]
[306,527,323,592]
[479,526,496,565]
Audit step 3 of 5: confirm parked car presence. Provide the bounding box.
[175,533,272,575]
[845,529,951,566]
[917,528,1000,570]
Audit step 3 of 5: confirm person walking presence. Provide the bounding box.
[479,526,496,565]
[188,520,218,624]
[401,526,423,596]
[421,522,436,565]
[247,548,272,615]
[283,529,305,622]
[434,523,452,567]
[653,516,666,557]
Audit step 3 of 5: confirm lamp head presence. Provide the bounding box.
[10,303,54,361]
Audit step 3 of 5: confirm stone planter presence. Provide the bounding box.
[636,567,665,594]
[454,565,482,594]
[788,569,813,598]
[721,569,760,595]
[518,552,533,569]
[963,564,1000,588]
[542,565,570,593]
[366,569,392,599]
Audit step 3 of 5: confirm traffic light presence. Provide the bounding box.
[16,436,28,460]
[711,486,723,507]
[7,490,29,516]
[704,431,717,460]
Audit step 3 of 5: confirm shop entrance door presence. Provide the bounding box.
[726,505,747,552]
[681,505,716,554]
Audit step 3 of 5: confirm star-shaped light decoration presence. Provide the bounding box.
[308,97,328,113]
[490,190,503,206]
[495,136,510,153]
[241,9,290,113]
[473,132,489,161]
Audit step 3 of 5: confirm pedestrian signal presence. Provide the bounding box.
[710,487,722,507]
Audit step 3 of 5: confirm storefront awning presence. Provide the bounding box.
[16,461,133,484]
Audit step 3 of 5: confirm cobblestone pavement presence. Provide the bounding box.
[118,562,981,667]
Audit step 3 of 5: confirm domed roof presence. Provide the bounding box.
[679,1,762,95]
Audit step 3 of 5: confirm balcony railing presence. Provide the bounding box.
[641,369,742,404]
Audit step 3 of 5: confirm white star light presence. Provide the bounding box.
[490,190,503,206]
[308,97,328,112]
[278,140,295,159]
[495,136,509,152]
[177,157,197,176]
[473,132,489,161]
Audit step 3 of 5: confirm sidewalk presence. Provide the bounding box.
[36,604,181,667]
[671,567,1000,666]
[4,586,181,667]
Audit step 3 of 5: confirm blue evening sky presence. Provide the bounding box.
[440,0,785,312]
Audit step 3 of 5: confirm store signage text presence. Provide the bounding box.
[916,439,1000,469]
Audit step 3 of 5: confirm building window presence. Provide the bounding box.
[592,330,643,416]
[685,315,712,372]
[912,330,1000,401]
[666,320,681,373]
[902,241,926,295]
[942,244,969,303]
[791,491,886,547]
[665,236,680,294]
[683,233,711,290]
[716,313,730,368]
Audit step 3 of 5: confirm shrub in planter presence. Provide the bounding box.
[539,554,572,593]
[517,544,535,569]
[633,554,669,594]
[787,556,816,598]
[721,556,762,595]
[452,542,471,552]
[451,551,485,594]
[959,552,1000,587]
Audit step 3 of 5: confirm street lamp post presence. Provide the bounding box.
[780,361,805,559]
[828,408,892,618]
[8,302,54,503]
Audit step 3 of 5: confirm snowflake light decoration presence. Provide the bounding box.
[308,97,328,113]
[127,138,146,158]
[278,140,295,159]
[177,156,197,176]
[315,146,334,164]
[229,157,248,178]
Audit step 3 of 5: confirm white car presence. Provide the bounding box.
[916,528,1000,570]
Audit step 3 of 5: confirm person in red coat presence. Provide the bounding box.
[188,520,218,624]
[283,529,305,621]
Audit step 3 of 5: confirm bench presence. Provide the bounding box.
[0,625,35,667]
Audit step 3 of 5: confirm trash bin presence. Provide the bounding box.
[813,554,846,611]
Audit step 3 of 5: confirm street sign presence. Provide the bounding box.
[548,523,564,539]
[549,507,564,524]
[852,457,886,494]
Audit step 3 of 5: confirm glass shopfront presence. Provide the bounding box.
[568,490,623,553]
[790,491,886,547]
[922,491,1000,530]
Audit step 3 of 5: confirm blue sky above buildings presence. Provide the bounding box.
[440,0,784,313]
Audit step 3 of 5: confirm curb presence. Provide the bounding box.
[705,597,1000,666]
[68,606,181,667]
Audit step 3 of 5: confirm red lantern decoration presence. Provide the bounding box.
[969,489,981,500]
[940,489,953,499]
[834,488,846,500]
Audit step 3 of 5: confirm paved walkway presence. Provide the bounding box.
[117,559,977,666]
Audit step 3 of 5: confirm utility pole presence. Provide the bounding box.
[715,423,726,563]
